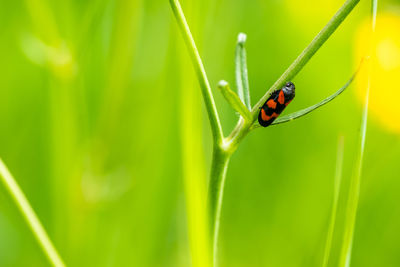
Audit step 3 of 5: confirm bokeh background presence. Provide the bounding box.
[1,0,400,266]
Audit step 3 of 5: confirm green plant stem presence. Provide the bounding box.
[0,158,65,267]
[169,0,360,266]
[208,147,231,266]
[169,0,224,144]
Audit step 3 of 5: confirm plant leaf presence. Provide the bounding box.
[218,80,252,122]
[235,33,251,109]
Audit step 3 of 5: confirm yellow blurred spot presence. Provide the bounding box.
[355,13,400,134]
[377,38,400,71]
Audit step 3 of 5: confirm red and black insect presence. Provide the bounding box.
[258,82,295,127]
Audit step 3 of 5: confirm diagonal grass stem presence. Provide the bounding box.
[0,158,65,267]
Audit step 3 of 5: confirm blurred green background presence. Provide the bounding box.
[1,0,400,266]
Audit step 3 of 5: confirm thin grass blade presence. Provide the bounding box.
[339,84,369,267]
[339,1,377,266]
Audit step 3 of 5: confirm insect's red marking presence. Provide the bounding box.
[261,109,271,121]
[278,90,285,104]
[285,100,292,106]
[271,112,280,118]
[267,99,277,109]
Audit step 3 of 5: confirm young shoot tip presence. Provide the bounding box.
[237,33,247,45]
[218,80,228,88]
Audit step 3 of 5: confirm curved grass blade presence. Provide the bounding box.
[218,80,252,122]
[235,33,251,109]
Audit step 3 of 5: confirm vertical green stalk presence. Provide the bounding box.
[208,148,231,267]
[0,159,65,267]
[339,1,377,266]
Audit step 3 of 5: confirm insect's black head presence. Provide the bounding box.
[282,81,295,100]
